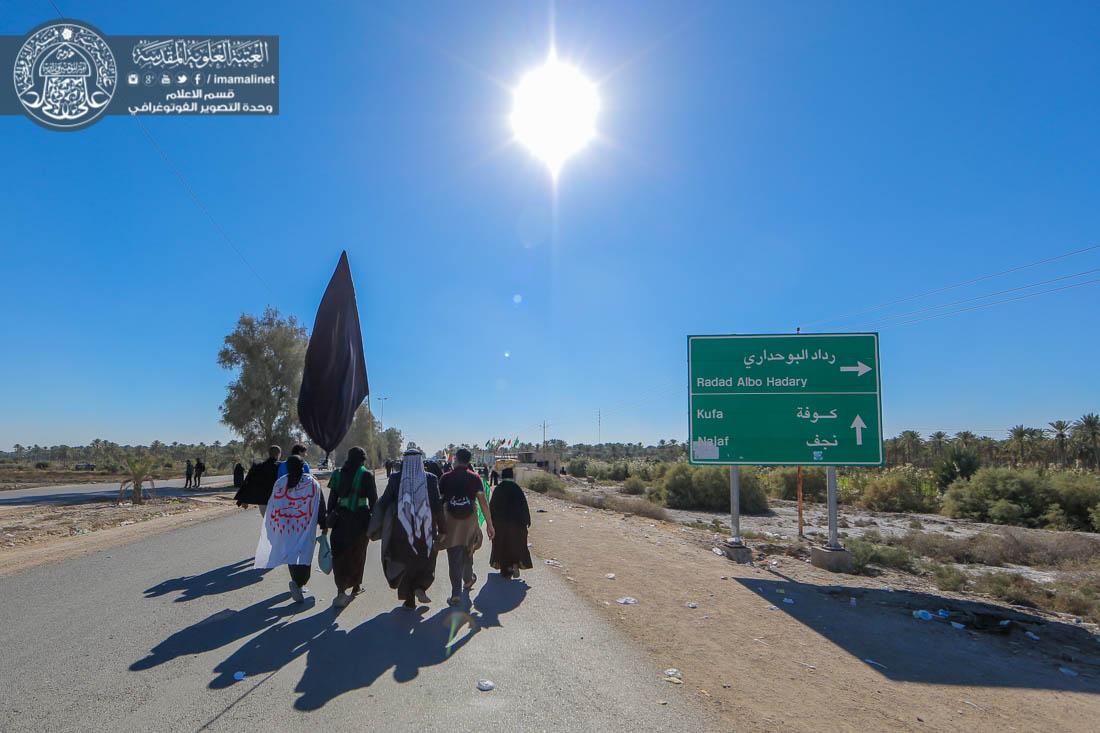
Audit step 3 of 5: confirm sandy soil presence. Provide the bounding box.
[0,497,238,577]
[525,489,1100,732]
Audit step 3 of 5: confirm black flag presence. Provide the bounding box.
[297,251,369,454]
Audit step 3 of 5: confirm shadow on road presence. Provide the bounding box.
[290,604,480,710]
[472,573,529,628]
[130,593,304,671]
[144,559,268,602]
[735,576,1099,692]
[202,573,531,710]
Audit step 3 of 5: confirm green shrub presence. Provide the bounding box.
[1049,472,1100,530]
[1039,505,1071,531]
[988,498,1025,525]
[847,539,916,574]
[930,563,969,591]
[972,571,1043,608]
[761,467,825,502]
[860,473,933,513]
[525,472,563,494]
[662,463,694,507]
[644,481,667,505]
[1092,504,1100,533]
[660,465,769,514]
[941,468,1054,526]
[933,446,981,490]
[566,458,588,478]
[621,476,646,495]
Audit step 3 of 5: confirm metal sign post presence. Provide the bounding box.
[729,466,741,545]
[826,466,841,550]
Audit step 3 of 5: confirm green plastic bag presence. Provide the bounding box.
[478,477,492,526]
[317,534,333,574]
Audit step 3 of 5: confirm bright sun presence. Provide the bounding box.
[510,51,599,179]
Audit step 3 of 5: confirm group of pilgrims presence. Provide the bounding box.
[233,444,532,609]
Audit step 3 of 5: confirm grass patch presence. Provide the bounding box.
[524,472,565,495]
[570,490,668,520]
[928,562,969,592]
[847,538,916,575]
[887,528,1100,569]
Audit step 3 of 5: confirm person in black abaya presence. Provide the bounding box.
[368,449,443,609]
[322,446,377,608]
[488,468,532,579]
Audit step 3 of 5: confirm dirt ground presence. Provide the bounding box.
[0,497,238,576]
[525,489,1100,732]
[566,476,1098,586]
[0,469,130,491]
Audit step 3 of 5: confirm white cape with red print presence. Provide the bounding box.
[254,473,321,569]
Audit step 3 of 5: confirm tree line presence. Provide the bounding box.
[3,307,404,473]
[885,414,1100,469]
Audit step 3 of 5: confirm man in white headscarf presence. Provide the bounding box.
[398,450,434,554]
[369,447,443,609]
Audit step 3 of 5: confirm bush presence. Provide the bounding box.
[933,446,981,490]
[1049,472,1100,530]
[860,473,934,513]
[621,476,646,495]
[761,467,825,502]
[941,468,1054,526]
[889,527,1100,568]
[34,461,49,470]
[847,539,916,574]
[644,481,667,505]
[930,563,969,591]
[566,458,588,478]
[525,472,563,494]
[1092,504,1100,533]
[988,499,1025,525]
[662,464,694,507]
[660,465,769,514]
[572,491,668,520]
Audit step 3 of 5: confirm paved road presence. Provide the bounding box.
[0,475,235,505]
[0,508,709,732]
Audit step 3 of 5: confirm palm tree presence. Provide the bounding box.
[954,431,977,451]
[116,451,159,505]
[928,431,948,458]
[1073,413,1100,469]
[1048,420,1071,467]
[898,430,923,464]
[1008,425,1030,466]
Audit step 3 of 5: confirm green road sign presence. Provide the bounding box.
[688,333,883,466]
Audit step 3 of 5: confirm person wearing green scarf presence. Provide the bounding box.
[322,446,377,608]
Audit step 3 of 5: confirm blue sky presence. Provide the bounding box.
[2,1,1098,454]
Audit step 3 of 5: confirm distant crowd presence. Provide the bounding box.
[232,446,532,608]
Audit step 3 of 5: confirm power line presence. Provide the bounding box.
[862,266,1100,328]
[799,243,1100,330]
[881,276,1100,328]
[130,116,271,291]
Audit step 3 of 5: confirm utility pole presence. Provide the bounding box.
[597,409,601,444]
[376,396,389,432]
[541,420,548,449]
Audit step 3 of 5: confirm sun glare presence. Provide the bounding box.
[510,51,599,179]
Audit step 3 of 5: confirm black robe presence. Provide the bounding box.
[367,471,444,601]
[233,458,279,505]
[488,479,533,570]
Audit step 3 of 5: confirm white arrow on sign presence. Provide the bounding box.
[840,361,872,377]
[850,415,867,446]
